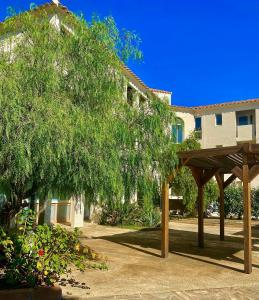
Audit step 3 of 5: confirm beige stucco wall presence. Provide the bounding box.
[175,103,259,187]
[200,110,237,148]
[256,109,259,143]
[175,102,259,149]
[175,111,195,140]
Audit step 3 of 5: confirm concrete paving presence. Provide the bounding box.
[62,219,259,299]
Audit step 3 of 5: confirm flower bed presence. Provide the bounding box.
[0,208,106,299]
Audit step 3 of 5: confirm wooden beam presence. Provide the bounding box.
[201,168,218,185]
[197,184,204,248]
[190,167,203,186]
[178,144,243,160]
[223,174,237,189]
[215,173,225,241]
[232,166,243,181]
[249,165,259,182]
[161,181,169,258]
[243,161,252,274]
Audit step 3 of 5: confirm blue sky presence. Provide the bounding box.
[0,0,258,106]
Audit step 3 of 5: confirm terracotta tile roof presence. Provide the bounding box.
[149,88,172,95]
[121,63,149,91]
[172,98,259,114]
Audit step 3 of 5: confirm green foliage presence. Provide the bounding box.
[0,8,176,213]
[171,133,219,214]
[224,185,259,219]
[204,179,219,208]
[252,188,259,218]
[224,184,243,219]
[0,209,106,288]
[171,133,200,213]
[100,199,160,228]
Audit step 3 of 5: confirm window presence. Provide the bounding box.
[215,114,222,126]
[238,116,249,126]
[172,119,184,144]
[195,117,202,131]
[127,86,134,106]
[139,96,146,109]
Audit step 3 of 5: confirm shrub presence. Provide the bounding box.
[224,184,243,219]
[0,208,105,288]
[99,199,160,228]
[252,188,259,218]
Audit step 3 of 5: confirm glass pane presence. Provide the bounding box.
[177,125,183,143]
[238,116,248,126]
[216,114,222,125]
[172,125,177,143]
[195,117,201,130]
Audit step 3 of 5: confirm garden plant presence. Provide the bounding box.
[0,208,105,289]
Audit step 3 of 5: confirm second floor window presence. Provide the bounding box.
[195,117,202,131]
[238,115,253,126]
[172,118,184,144]
[215,114,222,125]
[127,86,134,106]
[172,124,184,144]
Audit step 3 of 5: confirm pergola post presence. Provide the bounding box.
[197,184,204,248]
[191,167,218,248]
[216,173,225,241]
[243,158,252,274]
[161,181,169,258]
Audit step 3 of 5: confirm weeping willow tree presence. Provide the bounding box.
[0,6,176,214]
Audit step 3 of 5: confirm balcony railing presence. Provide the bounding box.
[236,124,255,141]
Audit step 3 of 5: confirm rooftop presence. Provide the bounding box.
[172,98,259,114]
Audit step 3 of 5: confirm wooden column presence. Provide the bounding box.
[219,185,225,241]
[243,159,252,274]
[216,173,225,241]
[197,184,204,248]
[161,181,169,258]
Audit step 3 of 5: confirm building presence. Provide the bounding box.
[172,99,259,148]
[172,99,259,187]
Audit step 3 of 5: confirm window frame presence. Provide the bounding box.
[215,114,222,126]
[172,119,184,144]
[238,115,249,126]
[195,117,202,131]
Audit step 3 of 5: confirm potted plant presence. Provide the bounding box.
[0,209,97,300]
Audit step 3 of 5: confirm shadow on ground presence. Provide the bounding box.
[93,225,259,273]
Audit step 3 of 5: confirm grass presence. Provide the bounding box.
[117,224,146,231]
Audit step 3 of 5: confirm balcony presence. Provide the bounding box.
[236,124,255,142]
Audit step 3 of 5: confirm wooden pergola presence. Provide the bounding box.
[161,143,259,274]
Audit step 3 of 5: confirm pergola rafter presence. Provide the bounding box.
[161,143,259,274]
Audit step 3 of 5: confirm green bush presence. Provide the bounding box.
[0,208,105,288]
[223,184,259,219]
[100,199,160,228]
[252,188,259,218]
[224,184,243,219]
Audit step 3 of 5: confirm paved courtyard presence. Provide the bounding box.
[63,219,259,299]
